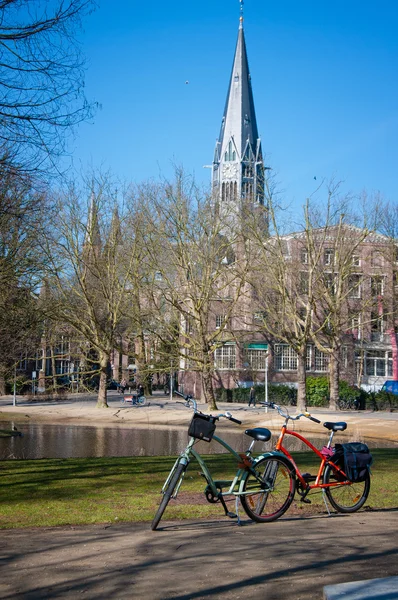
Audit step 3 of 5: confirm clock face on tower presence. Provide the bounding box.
[222,162,239,179]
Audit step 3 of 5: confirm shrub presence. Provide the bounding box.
[370,390,398,412]
[267,384,297,406]
[306,376,329,407]
[215,383,297,405]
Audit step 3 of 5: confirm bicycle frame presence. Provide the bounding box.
[275,425,350,490]
[162,433,274,501]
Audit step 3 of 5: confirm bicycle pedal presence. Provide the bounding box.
[300,497,312,504]
[227,511,237,518]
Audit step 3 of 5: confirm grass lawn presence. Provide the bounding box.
[0,449,397,529]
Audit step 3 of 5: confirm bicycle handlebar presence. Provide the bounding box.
[224,411,242,425]
[176,396,242,424]
[261,402,321,424]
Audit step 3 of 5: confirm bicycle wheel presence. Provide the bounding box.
[323,464,370,513]
[240,456,295,523]
[151,461,187,530]
[138,395,146,406]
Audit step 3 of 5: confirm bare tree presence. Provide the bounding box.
[42,174,145,408]
[0,0,96,177]
[143,171,251,410]
[303,188,377,409]
[0,171,49,393]
[247,196,317,412]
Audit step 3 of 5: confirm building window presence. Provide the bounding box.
[314,347,329,372]
[214,344,236,370]
[370,312,385,342]
[300,248,308,264]
[299,271,309,294]
[216,314,225,329]
[371,276,385,297]
[371,251,383,267]
[341,346,348,369]
[245,348,267,370]
[274,344,297,371]
[243,164,253,178]
[324,272,336,294]
[253,312,265,322]
[364,350,391,377]
[324,248,334,266]
[348,274,361,298]
[352,254,361,267]
[224,140,236,162]
[350,316,361,340]
[306,345,312,371]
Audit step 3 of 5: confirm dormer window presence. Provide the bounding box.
[224,140,236,162]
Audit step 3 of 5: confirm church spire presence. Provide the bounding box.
[212,7,264,211]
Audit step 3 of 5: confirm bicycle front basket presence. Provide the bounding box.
[188,412,216,443]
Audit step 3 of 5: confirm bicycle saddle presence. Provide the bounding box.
[245,427,272,442]
[323,421,347,432]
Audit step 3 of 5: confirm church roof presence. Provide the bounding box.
[215,19,260,162]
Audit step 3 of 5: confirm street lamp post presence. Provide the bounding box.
[264,353,269,413]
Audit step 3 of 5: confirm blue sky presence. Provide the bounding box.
[70,0,398,216]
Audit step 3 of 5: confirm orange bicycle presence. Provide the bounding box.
[241,402,371,522]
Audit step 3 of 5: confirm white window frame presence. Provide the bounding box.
[348,274,362,298]
[215,315,225,329]
[274,344,297,371]
[314,347,329,372]
[246,348,267,370]
[300,248,308,264]
[324,248,334,266]
[371,275,385,297]
[214,343,236,370]
[364,350,391,377]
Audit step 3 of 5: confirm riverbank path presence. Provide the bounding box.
[1,511,397,599]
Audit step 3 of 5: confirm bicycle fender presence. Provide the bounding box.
[252,451,294,468]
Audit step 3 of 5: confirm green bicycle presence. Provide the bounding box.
[151,395,295,530]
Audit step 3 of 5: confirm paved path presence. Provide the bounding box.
[1,511,397,599]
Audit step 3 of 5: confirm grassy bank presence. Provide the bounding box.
[0,449,397,529]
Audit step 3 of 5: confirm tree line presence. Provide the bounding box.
[1,163,397,411]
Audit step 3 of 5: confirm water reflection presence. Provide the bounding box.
[0,421,396,460]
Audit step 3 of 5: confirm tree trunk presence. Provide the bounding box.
[96,351,109,408]
[50,345,57,390]
[201,354,218,410]
[0,370,6,395]
[329,352,339,411]
[296,350,307,412]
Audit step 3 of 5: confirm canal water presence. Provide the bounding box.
[0,421,396,460]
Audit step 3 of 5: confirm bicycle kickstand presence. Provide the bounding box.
[322,489,331,516]
[218,494,238,521]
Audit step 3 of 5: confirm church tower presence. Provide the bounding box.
[212,5,265,216]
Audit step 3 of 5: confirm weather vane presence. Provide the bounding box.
[239,0,244,26]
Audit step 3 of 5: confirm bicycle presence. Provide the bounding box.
[122,393,146,406]
[260,402,371,516]
[337,398,359,411]
[151,395,291,530]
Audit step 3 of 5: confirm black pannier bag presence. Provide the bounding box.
[188,412,217,443]
[333,442,373,483]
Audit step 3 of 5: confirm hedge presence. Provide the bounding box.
[215,383,297,405]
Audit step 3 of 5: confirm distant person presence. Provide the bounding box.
[119,378,127,394]
[248,386,256,407]
[137,384,144,398]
